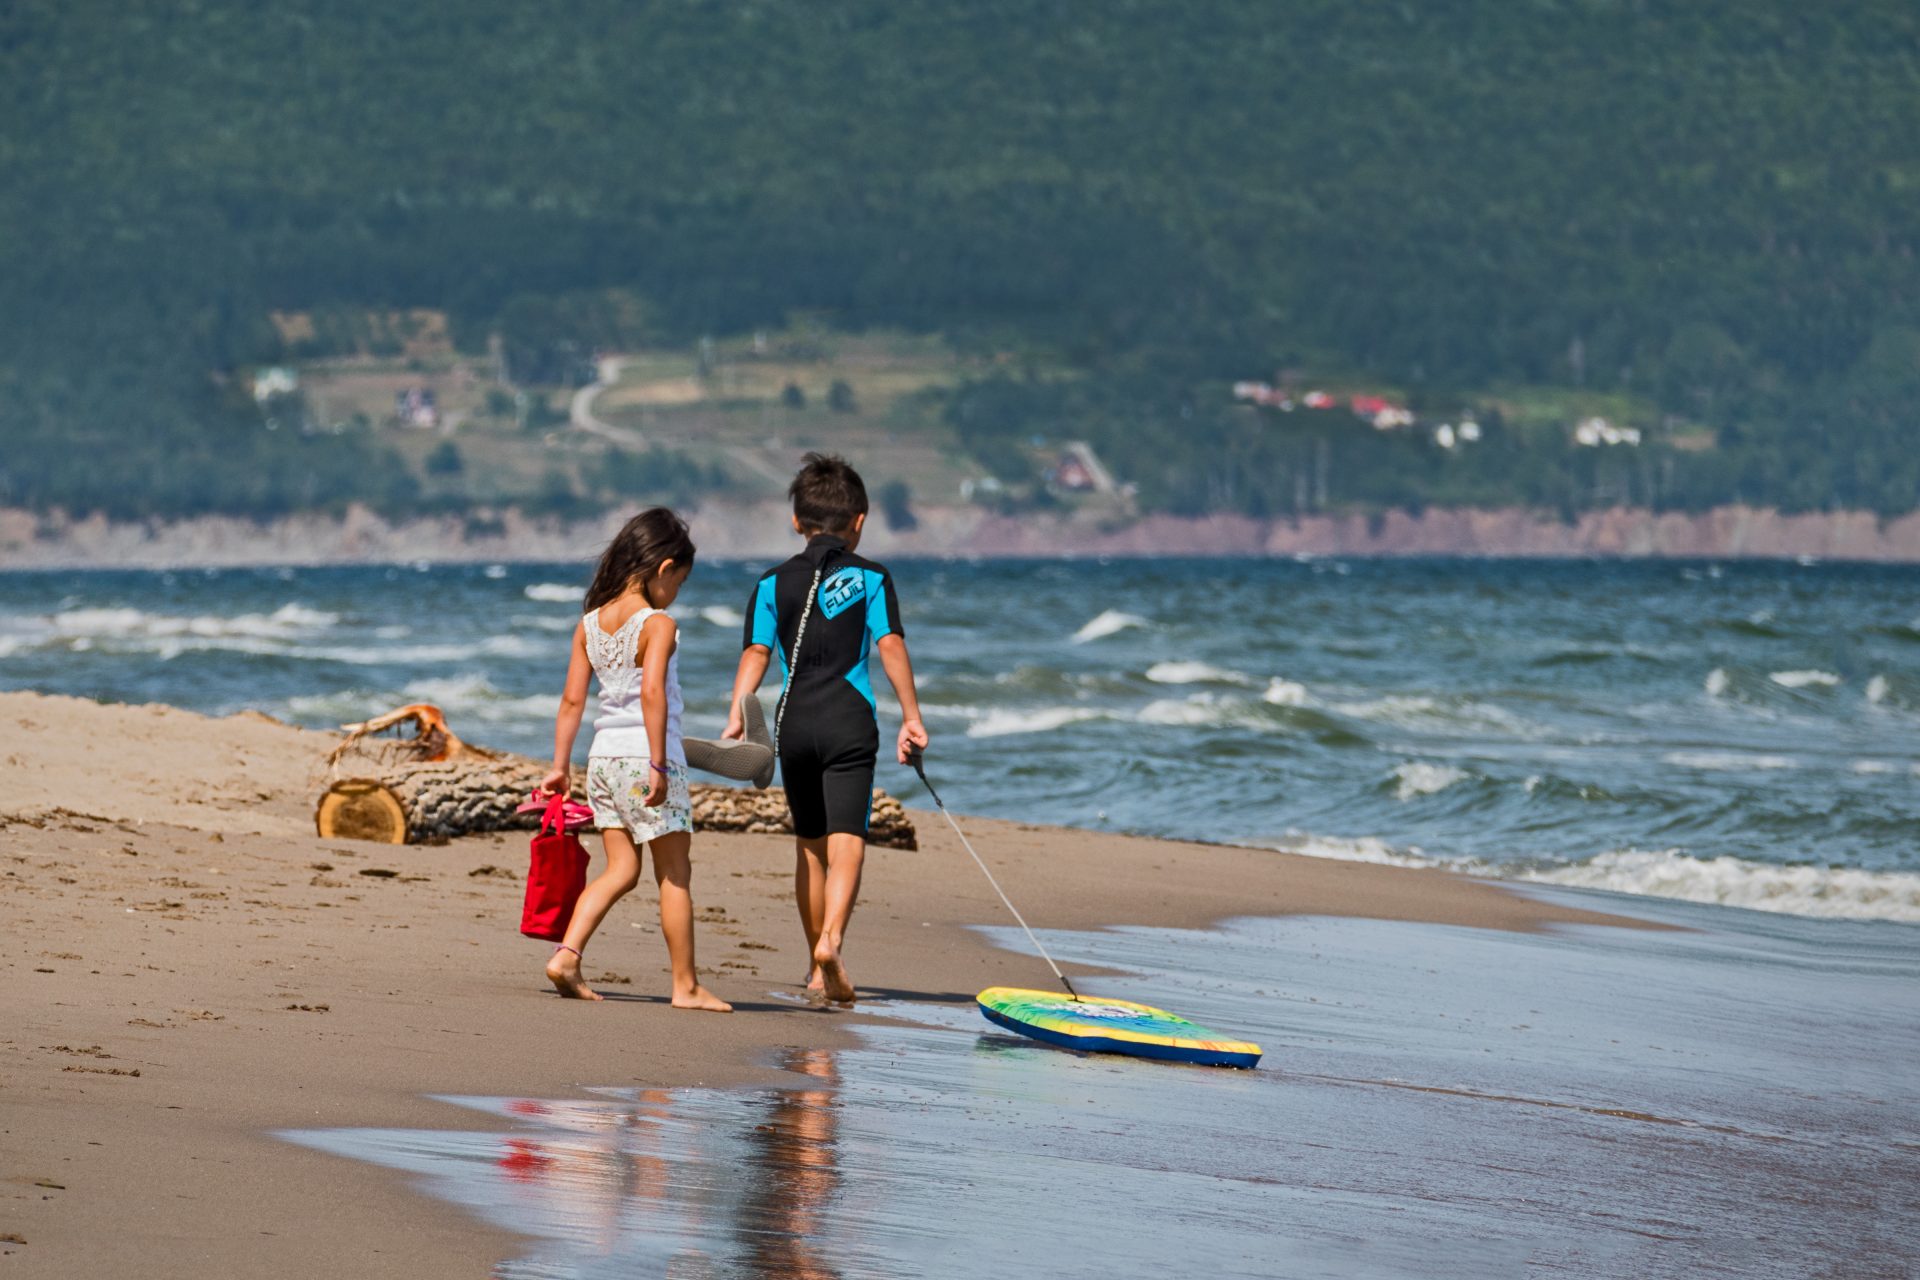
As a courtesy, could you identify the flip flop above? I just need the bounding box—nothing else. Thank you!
[514,792,596,831]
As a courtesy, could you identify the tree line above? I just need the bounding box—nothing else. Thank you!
[2,0,1916,518]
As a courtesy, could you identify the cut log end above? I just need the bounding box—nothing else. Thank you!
[315,779,408,844]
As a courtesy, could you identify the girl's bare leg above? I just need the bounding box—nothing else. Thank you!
[650,831,731,1012]
[795,837,829,993]
[811,834,865,1003]
[547,828,643,1000]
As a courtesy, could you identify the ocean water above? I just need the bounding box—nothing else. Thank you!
[283,895,1920,1278]
[4,557,1919,922]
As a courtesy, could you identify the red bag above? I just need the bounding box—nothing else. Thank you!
[521,794,589,942]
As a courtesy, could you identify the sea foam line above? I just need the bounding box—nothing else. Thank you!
[1071,610,1146,643]
[1268,836,1920,924]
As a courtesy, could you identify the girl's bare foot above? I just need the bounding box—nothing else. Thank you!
[813,941,855,1004]
[545,950,602,1001]
[671,984,733,1012]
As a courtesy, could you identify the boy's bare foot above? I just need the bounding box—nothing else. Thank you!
[545,951,602,1001]
[813,942,855,1004]
[671,985,734,1013]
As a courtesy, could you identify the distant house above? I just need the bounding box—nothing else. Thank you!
[1051,441,1119,494]
[1574,416,1641,447]
[1237,381,1417,427]
[252,366,299,402]
[1233,381,1292,409]
[1053,455,1096,491]
[396,386,439,428]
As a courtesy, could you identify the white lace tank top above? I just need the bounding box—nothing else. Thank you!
[584,605,684,763]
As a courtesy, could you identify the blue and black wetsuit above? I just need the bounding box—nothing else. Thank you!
[744,533,904,838]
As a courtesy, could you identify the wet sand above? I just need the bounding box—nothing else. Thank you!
[1,692,1652,1278]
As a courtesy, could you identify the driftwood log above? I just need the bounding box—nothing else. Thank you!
[313,704,916,849]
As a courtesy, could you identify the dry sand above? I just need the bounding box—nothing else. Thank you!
[0,692,1652,1277]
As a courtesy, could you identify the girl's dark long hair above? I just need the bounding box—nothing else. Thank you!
[584,508,696,611]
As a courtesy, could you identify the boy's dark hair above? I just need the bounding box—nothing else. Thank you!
[585,507,696,610]
[789,452,869,535]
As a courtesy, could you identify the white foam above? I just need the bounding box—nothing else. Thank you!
[1331,693,1532,737]
[483,564,508,579]
[965,707,1102,737]
[1704,668,1730,697]
[1769,669,1841,689]
[1270,832,1441,870]
[1145,661,1250,686]
[1269,834,1920,923]
[1866,675,1890,704]
[1392,761,1469,800]
[1663,751,1798,772]
[288,677,554,725]
[1136,697,1224,726]
[1263,678,1308,707]
[1519,850,1920,923]
[700,605,745,628]
[524,583,581,603]
[284,691,386,721]
[293,633,553,665]
[1850,760,1897,775]
[49,602,337,641]
[1071,610,1146,643]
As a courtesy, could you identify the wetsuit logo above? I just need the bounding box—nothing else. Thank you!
[818,566,866,619]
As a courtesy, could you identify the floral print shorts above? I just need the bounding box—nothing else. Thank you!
[585,757,693,842]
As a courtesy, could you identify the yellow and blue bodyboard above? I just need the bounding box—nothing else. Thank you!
[977,986,1262,1068]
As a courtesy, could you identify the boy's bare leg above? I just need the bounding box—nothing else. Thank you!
[811,833,865,1003]
[547,828,643,1000]
[650,831,731,1012]
[795,837,829,993]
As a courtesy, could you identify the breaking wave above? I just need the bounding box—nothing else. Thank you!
[966,706,1103,737]
[1519,850,1920,924]
[523,583,581,603]
[1145,661,1252,686]
[1769,669,1842,690]
[1268,836,1920,922]
[1072,610,1146,643]
[1391,762,1470,801]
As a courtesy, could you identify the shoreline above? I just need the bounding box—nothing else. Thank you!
[1,692,1660,1278]
[11,501,1920,569]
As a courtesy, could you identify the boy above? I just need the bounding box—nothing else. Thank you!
[724,453,929,1004]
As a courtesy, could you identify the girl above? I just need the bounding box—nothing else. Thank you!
[540,508,731,1011]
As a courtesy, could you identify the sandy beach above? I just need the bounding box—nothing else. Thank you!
[0,691,1667,1278]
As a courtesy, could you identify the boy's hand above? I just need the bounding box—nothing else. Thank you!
[721,707,745,741]
[896,718,929,764]
[540,766,569,797]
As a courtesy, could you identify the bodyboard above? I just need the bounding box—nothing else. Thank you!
[977,986,1262,1068]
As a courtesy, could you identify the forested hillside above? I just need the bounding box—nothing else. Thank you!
[3,2,1917,518]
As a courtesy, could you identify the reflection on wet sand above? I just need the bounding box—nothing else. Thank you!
[466,1054,844,1277]
[286,896,1920,1279]
[736,1049,840,1280]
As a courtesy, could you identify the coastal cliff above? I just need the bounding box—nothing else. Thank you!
[6,502,1920,568]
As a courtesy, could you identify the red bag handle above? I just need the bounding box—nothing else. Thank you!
[538,791,568,836]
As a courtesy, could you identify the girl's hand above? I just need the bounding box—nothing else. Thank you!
[540,766,569,797]
[896,718,929,764]
[644,764,669,808]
